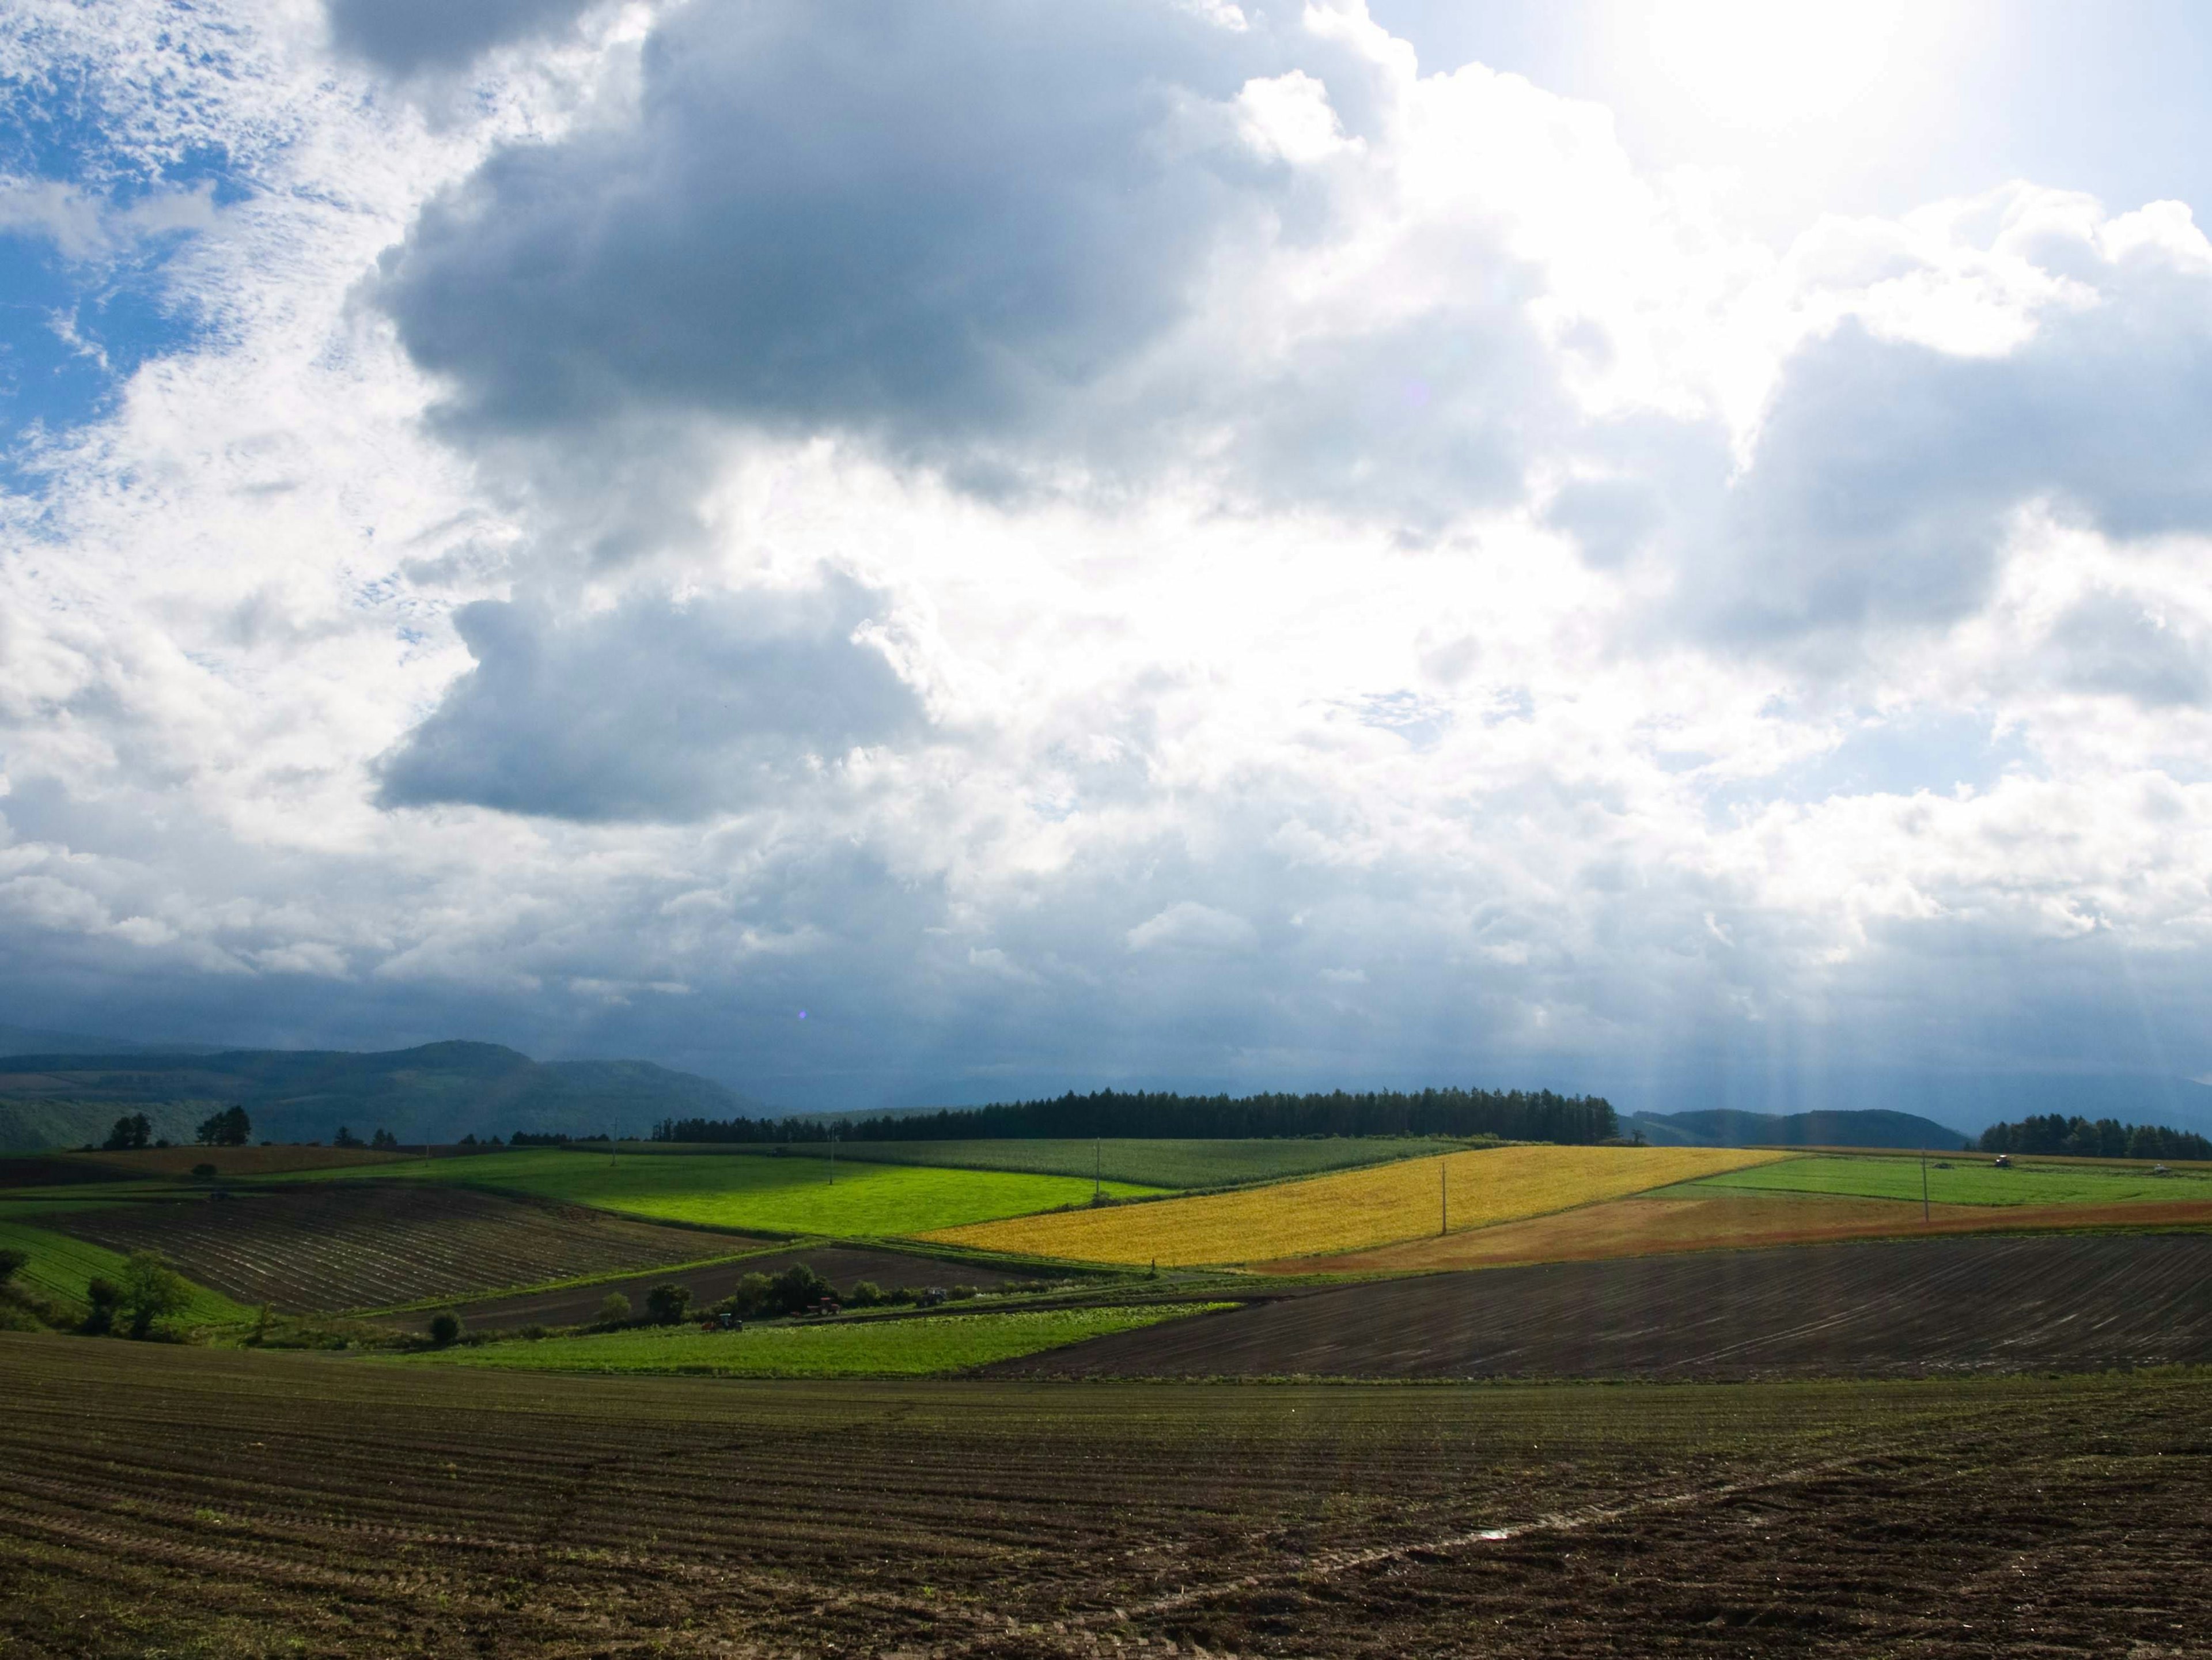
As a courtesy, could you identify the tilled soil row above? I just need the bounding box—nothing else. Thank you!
[2,1334,2210,1657]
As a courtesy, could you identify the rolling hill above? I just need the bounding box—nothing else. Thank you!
[0,1040,769,1151]
[1627,1107,1972,1151]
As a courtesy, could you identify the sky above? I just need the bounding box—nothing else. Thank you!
[6,1,2212,1120]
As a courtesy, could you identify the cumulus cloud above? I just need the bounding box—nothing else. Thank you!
[375,574,925,822]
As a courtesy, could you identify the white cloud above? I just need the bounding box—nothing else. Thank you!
[5,0,2212,1114]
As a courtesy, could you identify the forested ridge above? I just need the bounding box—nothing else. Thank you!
[656,1086,1619,1147]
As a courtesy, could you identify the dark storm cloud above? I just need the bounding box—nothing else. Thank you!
[374,576,923,822]
[325,0,600,75]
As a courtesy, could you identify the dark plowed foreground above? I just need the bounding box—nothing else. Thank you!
[52,1185,747,1312]
[3,1336,2209,1658]
[1005,1234,2212,1378]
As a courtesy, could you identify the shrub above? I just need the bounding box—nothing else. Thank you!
[845,1280,884,1309]
[645,1282,693,1325]
[82,1276,123,1335]
[730,1272,775,1317]
[191,1163,218,1180]
[428,1311,462,1347]
[948,1284,979,1302]
[120,1251,192,1339]
[518,1324,548,1341]
[770,1264,831,1315]
[597,1291,632,1325]
[0,1247,25,1285]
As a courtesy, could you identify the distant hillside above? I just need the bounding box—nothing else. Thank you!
[0,1024,219,1058]
[1628,1107,1972,1152]
[0,1041,770,1151]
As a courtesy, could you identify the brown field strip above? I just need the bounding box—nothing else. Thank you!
[58,1145,415,1177]
[50,1185,752,1313]
[1002,1233,2212,1380]
[1260,1187,2212,1273]
[927,1144,1789,1265]
[2,1335,2210,1657]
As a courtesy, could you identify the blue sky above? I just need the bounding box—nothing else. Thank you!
[7,1,2212,1128]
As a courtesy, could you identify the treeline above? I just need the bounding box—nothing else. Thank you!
[655,1086,1619,1147]
[1980,1113,2211,1162]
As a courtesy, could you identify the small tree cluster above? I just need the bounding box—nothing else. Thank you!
[370,1128,399,1149]
[195,1106,252,1147]
[81,1251,192,1338]
[332,1125,365,1149]
[103,1113,152,1151]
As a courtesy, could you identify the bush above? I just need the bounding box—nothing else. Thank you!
[770,1264,831,1315]
[518,1324,548,1340]
[731,1272,775,1317]
[0,1247,25,1285]
[645,1282,693,1325]
[948,1284,979,1302]
[191,1163,218,1180]
[845,1280,884,1309]
[428,1311,462,1347]
[83,1276,123,1335]
[120,1251,192,1340]
[597,1291,632,1325]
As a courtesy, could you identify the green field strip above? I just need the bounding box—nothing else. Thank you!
[0,1220,254,1325]
[403,1302,1228,1378]
[1690,1154,2212,1208]
[288,1148,1165,1236]
[774,1136,1471,1191]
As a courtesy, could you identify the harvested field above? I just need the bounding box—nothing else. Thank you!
[3,1336,2211,1658]
[411,1304,1219,1377]
[1262,1186,2212,1273]
[1005,1234,2212,1379]
[74,1145,412,1177]
[410,1243,1028,1332]
[930,1143,1787,1265]
[50,1186,751,1313]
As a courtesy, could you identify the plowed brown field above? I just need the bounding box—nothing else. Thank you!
[1004,1233,2212,1379]
[405,1244,1024,1332]
[51,1185,748,1312]
[2,1335,2209,1657]
[1260,1186,2212,1273]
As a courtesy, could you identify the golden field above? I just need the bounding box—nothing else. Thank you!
[922,1143,1790,1266]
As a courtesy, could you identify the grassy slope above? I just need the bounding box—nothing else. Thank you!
[779,1136,1466,1189]
[1691,1154,2212,1208]
[931,1145,1790,1266]
[407,1303,1220,1377]
[305,1148,1161,1235]
[0,1220,252,1324]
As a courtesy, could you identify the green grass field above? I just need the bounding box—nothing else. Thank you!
[304,1148,1161,1236]
[778,1136,1467,1190]
[0,1220,252,1325]
[407,1303,1222,1377]
[1691,1154,2212,1208]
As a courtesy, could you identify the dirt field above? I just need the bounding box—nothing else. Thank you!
[408,1244,1027,1332]
[1004,1233,2212,1379]
[0,1158,135,1189]
[50,1186,749,1312]
[1262,1186,2212,1273]
[70,1145,413,1177]
[2,1335,2208,1657]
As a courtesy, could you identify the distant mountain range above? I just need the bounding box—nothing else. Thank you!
[1627,1108,1973,1151]
[0,1039,770,1152]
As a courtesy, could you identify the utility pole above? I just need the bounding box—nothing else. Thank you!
[1921,1149,1929,1222]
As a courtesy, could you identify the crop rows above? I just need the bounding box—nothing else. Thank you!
[933,1144,1786,1265]
[2,1335,2209,1657]
[782,1136,1465,1190]
[1696,1152,2212,1207]
[52,1186,743,1312]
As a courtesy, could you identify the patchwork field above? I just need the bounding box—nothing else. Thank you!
[782,1136,1464,1189]
[404,1243,1027,1332]
[51,1186,751,1312]
[0,1220,250,1326]
[310,1147,1160,1235]
[4,1336,2209,1658]
[929,1143,1787,1265]
[1007,1233,2212,1379]
[411,1304,1217,1377]
[1266,1184,2212,1273]
[1696,1152,2212,1206]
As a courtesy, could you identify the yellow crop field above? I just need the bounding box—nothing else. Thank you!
[923,1144,1791,1266]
